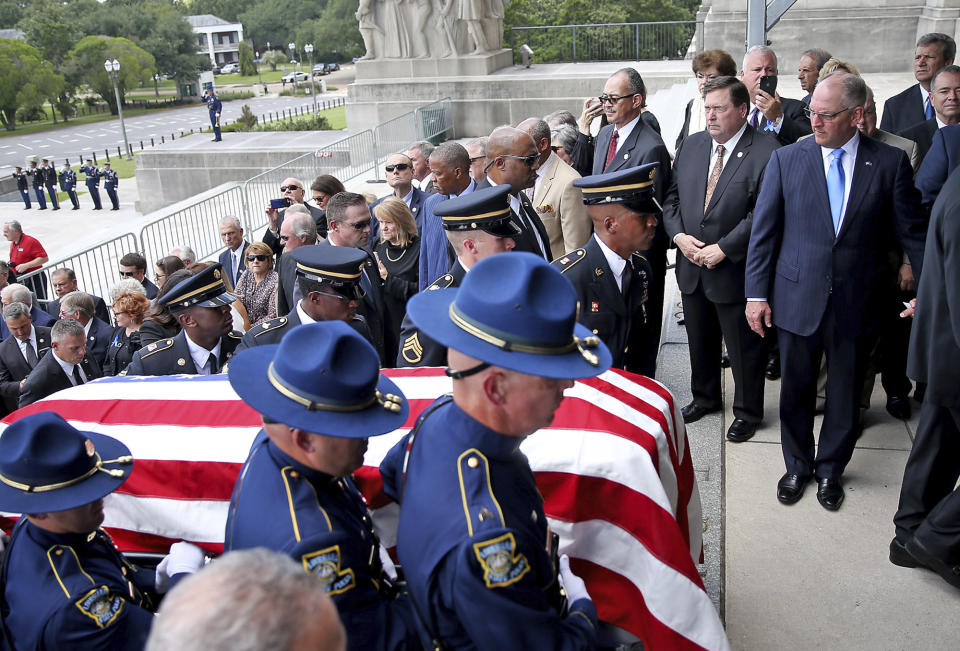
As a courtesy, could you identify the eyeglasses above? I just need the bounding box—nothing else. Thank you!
[346,219,371,231]
[550,145,562,152]
[119,270,138,278]
[246,254,269,262]
[385,163,411,172]
[311,289,360,303]
[695,73,719,81]
[155,273,166,283]
[802,106,851,122]
[469,156,485,163]
[499,154,539,167]
[280,185,301,192]
[598,93,638,105]
[279,235,290,242]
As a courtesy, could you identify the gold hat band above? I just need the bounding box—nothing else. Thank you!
[581,179,654,194]
[169,279,224,303]
[0,452,131,493]
[295,263,362,280]
[267,362,403,413]
[441,206,511,221]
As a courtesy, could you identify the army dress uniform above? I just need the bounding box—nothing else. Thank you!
[396,263,464,367]
[102,166,119,210]
[40,160,60,210]
[13,167,30,209]
[61,164,80,210]
[29,164,46,209]
[81,160,102,210]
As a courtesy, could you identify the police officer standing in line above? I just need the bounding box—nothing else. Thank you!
[60,161,80,210]
[12,166,30,209]
[203,87,222,142]
[554,164,659,376]
[235,246,371,352]
[380,252,610,649]
[81,159,103,210]
[123,264,242,376]
[102,162,120,210]
[28,160,46,210]
[225,321,422,650]
[40,158,60,210]
[0,412,206,649]
[396,185,519,367]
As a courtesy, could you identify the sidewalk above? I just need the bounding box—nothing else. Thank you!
[656,256,960,651]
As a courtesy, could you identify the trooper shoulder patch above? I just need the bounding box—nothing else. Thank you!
[426,274,455,291]
[401,332,424,364]
[472,532,530,589]
[301,545,355,596]
[75,586,124,628]
[552,248,587,273]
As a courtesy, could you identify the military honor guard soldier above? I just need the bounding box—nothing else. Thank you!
[380,252,611,649]
[203,87,222,142]
[12,166,30,209]
[81,159,103,210]
[396,184,520,367]
[123,264,242,376]
[40,159,60,210]
[102,162,120,211]
[554,163,659,375]
[60,162,80,210]
[28,161,46,210]
[225,321,422,650]
[0,412,205,649]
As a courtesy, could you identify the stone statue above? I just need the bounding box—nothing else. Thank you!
[409,0,433,58]
[356,0,379,59]
[459,0,489,53]
[380,0,411,58]
[434,0,459,57]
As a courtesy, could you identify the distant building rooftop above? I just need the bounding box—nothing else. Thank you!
[186,15,237,28]
[0,29,25,40]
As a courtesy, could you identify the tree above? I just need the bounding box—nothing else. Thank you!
[262,49,286,71]
[295,0,364,62]
[238,41,256,76]
[0,0,23,28]
[0,39,64,131]
[239,0,325,52]
[16,0,83,67]
[63,36,155,115]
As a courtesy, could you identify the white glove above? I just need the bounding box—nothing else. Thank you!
[155,542,206,593]
[558,554,591,604]
[379,545,398,581]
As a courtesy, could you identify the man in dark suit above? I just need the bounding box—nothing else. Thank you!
[797,49,832,105]
[368,153,429,236]
[0,302,51,414]
[664,76,780,442]
[880,33,956,135]
[476,126,552,261]
[0,283,55,341]
[217,216,249,288]
[740,46,812,147]
[119,252,159,300]
[745,72,927,511]
[57,291,114,369]
[889,166,960,589]
[19,318,101,408]
[273,206,320,317]
[898,65,960,162]
[46,268,110,324]
[915,123,960,205]
[263,178,326,256]
[123,265,242,376]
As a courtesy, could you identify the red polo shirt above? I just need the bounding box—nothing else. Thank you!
[9,234,47,274]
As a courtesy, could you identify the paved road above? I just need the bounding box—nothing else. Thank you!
[0,90,344,175]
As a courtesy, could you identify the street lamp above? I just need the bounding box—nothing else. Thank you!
[304,43,317,111]
[289,42,298,94]
[153,73,160,97]
[255,51,262,86]
[104,58,132,161]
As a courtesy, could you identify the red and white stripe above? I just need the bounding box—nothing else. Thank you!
[2,369,729,651]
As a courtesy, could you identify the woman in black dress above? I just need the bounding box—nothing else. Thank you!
[139,268,194,346]
[103,290,150,375]
[373,196,419,366]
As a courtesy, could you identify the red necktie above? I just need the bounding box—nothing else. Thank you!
[604,130,619,170]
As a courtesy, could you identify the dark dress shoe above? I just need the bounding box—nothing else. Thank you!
[765,354,781,380]
[886,395,912,420]
[913,383,926,403]
[681,402,717,424]
[720,352,731,368]
[816,477,844,510]
[905,537,960,589]
[726,418,757,442]
[889,538,919,568]
[777,473,811,504]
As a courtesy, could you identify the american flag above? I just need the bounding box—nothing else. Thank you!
[2,369,729,651]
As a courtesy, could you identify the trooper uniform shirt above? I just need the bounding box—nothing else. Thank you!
[102,169,118,190]
[234,307,374,355]
[123,329,241,376]
[80,164,100,187]
[380,397,598,649]
[61,168,77,191]
[225,431,420,651]
[396,263,465,367]
[554,234,651,373]
[1,520,155,650]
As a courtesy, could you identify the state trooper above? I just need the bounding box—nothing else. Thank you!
[102,162,119,210]
[380,252,610,649]
[12,166,30,209]
[396,184,519,367]
[553,163,659,375]
[123,264,242,376]
[203,87,222,142]
[80,159,103,210]
[60,161,80,210]
[28,160,46,210]
[40,158,60,210]
[225,321,421,650]
[234,246,372,353]
[0,412,205,649]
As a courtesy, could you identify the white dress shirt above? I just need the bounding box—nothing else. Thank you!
[16,326,39,364]
[612,114,641,153]
[184,332,221,374]
[594,234,629,292]
[53,353,86,386]
[709,122,748,173]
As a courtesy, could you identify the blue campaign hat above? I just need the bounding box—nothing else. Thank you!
[574,162,662,214]
[160,263,237,313]
[228,321,408,438]
[407,252,612,379]
[435,185,522,239]
[0,412,133,514]
[292,246,366,301]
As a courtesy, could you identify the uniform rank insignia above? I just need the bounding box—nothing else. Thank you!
[75,586,124,628]
[473,532,530,589]
[301,546,355,595]
[591,301,599,312]
[401,333,423,364]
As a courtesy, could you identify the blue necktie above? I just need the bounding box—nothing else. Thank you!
[827,149,845,234]
[925,94,934,120]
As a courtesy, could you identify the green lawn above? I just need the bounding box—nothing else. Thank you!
[0,109,158,139]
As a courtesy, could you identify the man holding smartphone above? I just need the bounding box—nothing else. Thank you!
[263,178,326,255]
[740,45,812,146]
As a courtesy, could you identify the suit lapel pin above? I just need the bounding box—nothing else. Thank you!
[591,301,599,312]
[177,358,186,366]
[594,267,603,277]
[737,152,743,158]
[623,153,629,160]
[865,161,872,166]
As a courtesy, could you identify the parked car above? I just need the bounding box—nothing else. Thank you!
[312,64,328,77]
[211,65,221,75]
[281,71,309,83]
[219,63,239,74]
[324,62,340,72]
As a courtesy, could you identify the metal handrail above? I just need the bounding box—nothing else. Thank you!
[510,21,702,64]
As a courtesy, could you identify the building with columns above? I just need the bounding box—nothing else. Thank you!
[187,14,244,67]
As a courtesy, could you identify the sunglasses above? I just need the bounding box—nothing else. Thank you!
[246,254,269,262]
[598,93,638,105]
[311,289,359,303]
[280,185,301,192]
[550,145,562,152]
[119,270,138,278]
[279,235,290,242]
[346,219,371,231]
[385,163,410,172]
[499,154,539,167]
